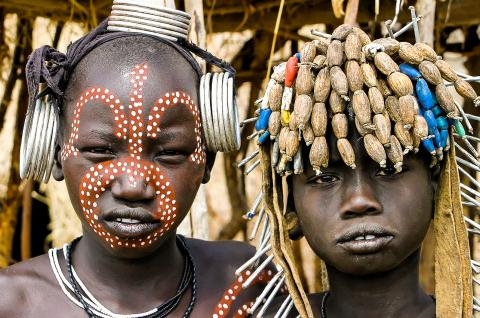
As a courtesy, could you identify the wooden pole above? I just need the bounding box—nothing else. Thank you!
[177,0,209,239]
[20,179,32,260]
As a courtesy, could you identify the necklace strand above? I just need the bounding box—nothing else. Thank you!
[49,235,196,318]
[321,291,330,318]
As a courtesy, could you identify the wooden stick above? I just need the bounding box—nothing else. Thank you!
[20,179,33,261]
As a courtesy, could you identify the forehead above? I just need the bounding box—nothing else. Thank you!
[63,37,199,123]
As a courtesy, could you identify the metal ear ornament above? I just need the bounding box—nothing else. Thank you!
[20,97,58,183]
[199,72,240,152]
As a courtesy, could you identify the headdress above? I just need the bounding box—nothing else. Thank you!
[237,7,480,318]
[20,0,240,183]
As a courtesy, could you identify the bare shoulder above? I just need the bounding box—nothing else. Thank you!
[0,254,57,316]
[186,238,256,268]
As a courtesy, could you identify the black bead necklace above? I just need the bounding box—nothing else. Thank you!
[321,291,330,318]
[65,235,196,318]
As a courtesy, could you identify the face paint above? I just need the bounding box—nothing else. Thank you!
[213,269,276,318]
[62,63,205,248]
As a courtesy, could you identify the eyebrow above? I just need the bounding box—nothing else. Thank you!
[81,129,119,143]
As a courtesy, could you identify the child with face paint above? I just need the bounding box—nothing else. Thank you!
[0,4,274,318]
[240,23,479,318]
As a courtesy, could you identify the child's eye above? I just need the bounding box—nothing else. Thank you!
[155,150,188,163]
[88,148,114,155]
[309,174,339,184]
[376,165,402,176]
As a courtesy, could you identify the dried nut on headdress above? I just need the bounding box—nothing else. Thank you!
[285,130,300,160]
[374,52,400,76]
[332,113,348,139]
[314,38,330,55]
[337,138,356,169]
[364,134,387,167]
[413,114,429,140]
[385,95,402,122]
[268,111,282,139]
[310,136,329,174]
[387,71,414,96]
[398,42,423,65]
[314,67,331,103]
[352,90,372,127]
[313,55,327,69]
[301,41,317,63]
[394,122,414,152]
[296,65,314,95]
[386,135,404,170]
[435,59,459,82]
[268,83,283,111]
[355,116,373,136]
[435,83,456,116]
[368,87,385,114]
[454,78,478,101]
[330,66,349,97]
[303,123,315,146]
[311,102,328,137]
[377,78,392,98]
[361,62,378,88]
[373,113,391,146]
[352,27,371,46]
[345,60,364,92]
[278,127,289,154]
[412,130,421,153]
[329,90,346,114]
[327,40,345,67]
[294,94,314,130]
[414,42,438,62]
[289,111,298,131]
[398,95,417,128]
[372,38,400,55]
[271,63,286,83]
[419,61,443,85]
[345,33,362,61]
[331,24,353,41]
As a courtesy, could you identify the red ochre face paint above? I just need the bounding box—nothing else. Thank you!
[62,63,205,248]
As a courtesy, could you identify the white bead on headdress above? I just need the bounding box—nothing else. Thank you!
[20,0,240,183]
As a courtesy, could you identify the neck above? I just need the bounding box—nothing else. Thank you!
[324,251,433,318]
[69,230,185,308]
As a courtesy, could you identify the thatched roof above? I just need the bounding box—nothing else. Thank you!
[1,0,479,31]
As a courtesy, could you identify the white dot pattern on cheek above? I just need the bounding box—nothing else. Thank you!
[62,63,204,249]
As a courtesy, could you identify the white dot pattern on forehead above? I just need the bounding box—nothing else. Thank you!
[62,63,205,249]
[146,91,205,164]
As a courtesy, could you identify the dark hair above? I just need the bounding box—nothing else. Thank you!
[26,19,234,115]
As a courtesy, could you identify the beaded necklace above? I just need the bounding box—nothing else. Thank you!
[48,235,196,318]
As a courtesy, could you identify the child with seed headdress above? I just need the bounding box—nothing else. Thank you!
[0,1,273,317]
[239,19,480,318]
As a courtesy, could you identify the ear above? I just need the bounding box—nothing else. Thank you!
[286,211,303,240]
[52,142,64,181]
[201,150,216,184]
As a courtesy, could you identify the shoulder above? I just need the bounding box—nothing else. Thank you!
[186,238,257,268]
[0,254,56,316]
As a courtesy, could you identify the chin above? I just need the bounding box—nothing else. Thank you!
[325,250,404,276]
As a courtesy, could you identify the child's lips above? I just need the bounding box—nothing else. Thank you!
[101,207,161,238]
[337,235,394,254]
[336,223,396,254]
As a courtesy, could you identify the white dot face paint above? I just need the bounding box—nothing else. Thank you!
[62,63,206,249]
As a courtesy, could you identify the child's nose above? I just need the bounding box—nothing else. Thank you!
[110,173,156,202]
[339,178,383,219]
